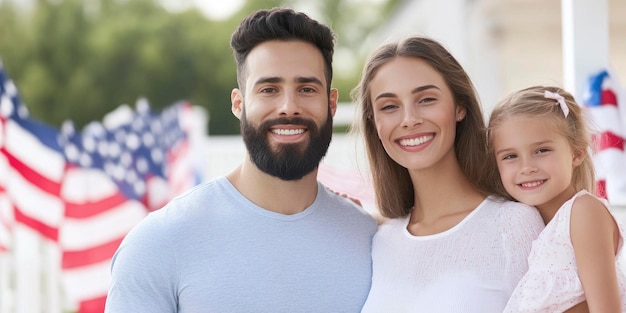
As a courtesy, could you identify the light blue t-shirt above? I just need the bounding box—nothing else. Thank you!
[105,177,377,313]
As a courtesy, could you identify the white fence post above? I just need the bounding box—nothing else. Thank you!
[13,225,42,313]
[43,241,62,313]
[0,252,11,313]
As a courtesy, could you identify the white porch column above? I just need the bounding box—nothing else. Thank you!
[561,0,610,101]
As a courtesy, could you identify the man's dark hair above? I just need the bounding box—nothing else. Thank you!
[230,8,335,93]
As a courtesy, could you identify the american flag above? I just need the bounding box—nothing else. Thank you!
[317,162,376,213]
[0,62,203,312]
[0,61,65,244]
[0,61,67,313]
[584,69,626,205]
[58,101,194,312]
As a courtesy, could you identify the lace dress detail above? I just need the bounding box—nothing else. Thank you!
[504,190,626,312]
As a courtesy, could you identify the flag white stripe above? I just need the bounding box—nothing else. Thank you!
[8,169,64,226]
[62,260,111,303]
[6,120,65,182]
[60,201,145,250]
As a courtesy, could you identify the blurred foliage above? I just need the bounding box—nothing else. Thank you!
[0,0,400,135]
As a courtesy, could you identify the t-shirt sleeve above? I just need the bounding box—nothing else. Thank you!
[105,211,178,313]
[499,201,545,294]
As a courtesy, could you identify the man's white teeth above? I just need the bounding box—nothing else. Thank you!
[273,128,305,135]
[521,181,543,188]
[399,135,434,146]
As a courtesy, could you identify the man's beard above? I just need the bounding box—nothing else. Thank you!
[241,108,333,181]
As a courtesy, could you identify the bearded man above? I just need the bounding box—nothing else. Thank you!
[105,8,377,313]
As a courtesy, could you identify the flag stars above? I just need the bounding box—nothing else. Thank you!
[1,67,28,119]
[151,149,163,163]
[136,158,149,174]
[143,133,154,147]
[108,142,121,158]
[150,120,162,133]
[1,95,13,118]
[132,180,145,196]
[132,118,145,132]
[52,100,189,200]
[120,151,133,168]
[64,144,80,163]
[114,130,126,143]
[125,170,138,185]
[97,141,108,157]
[111,164,125,182]
[79,153,92,168]
[103,163,115,178]
[3,79,17,98]
[81,135,96,153]
[126,133,140,150]
[84,121,106,139]
[17,106,28,119]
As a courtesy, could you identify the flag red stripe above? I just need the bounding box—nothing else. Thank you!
[77,294,107,313]
[65,192,128,219]
[592,131,625,151]
[601,89,618,106]
[13,205,58,240]
[596,179,607,199]
[62,236,123,269]
[1,147,61,195]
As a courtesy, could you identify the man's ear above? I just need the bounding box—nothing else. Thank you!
[231,88,243,120]
[329,88,338,117]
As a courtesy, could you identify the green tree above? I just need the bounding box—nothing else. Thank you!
[0,0,400,135]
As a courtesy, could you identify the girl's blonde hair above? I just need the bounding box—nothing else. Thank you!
[351,36,489,218]
[486,85,596,200]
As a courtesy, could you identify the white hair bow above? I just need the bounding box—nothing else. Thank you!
[544,90,569,117]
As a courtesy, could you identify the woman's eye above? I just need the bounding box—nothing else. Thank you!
[380,103,397,111]
[420,97,436,104]
[502,154,516,160]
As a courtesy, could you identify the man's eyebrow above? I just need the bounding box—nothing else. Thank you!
[252,76,323,87]
[253,76,283,86]
[295,76,323,86]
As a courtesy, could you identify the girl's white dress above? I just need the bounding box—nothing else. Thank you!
[504,190,626,312]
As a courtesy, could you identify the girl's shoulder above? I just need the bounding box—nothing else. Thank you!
[570,191,617,231]
[570,190,608,210]
[569,190,623,257]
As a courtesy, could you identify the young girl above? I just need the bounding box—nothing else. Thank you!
[487,85,626,312]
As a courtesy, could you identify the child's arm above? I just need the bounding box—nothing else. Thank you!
[570,194,622,312]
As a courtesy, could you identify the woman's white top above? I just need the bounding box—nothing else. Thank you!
[361,196,544,313]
